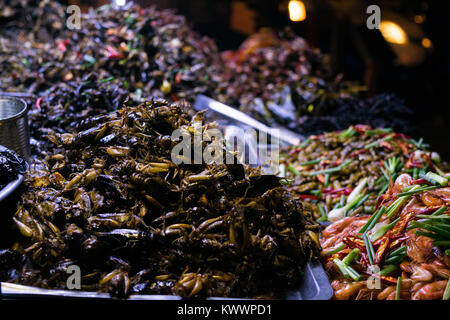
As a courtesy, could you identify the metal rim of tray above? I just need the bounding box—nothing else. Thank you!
[0,261,333,300]
[0,174,24,202]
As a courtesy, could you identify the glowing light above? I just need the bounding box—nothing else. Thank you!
[422,37,432,48]
[288,1,306,22]
[414,15,425,24]
[379,21,408,44]
[115,0,126,6]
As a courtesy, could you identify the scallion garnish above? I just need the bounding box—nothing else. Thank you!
[395,276,402,300]
[300,159,321,166]
[370,217,400,241]
[359,207,386,234]
[308,159,353,176]
[364,135,394,149]
[363,233,375,266]
[444,279,450,300]
[425,171,448,186]
[323,244,346,256]
[380,264,398,276]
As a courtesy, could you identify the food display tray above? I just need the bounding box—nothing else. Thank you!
[0,261,332,300]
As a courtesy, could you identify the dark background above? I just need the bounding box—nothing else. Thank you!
[74,0,450,159]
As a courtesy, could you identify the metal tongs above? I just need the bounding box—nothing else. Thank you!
[193,95,303,146]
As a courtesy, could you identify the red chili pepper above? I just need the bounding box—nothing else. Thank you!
[295,194,320,200]
[57,39,70,52]
[105,45,123,59]
[349,149,368,158]
[393,132,411,140]
[170,93,178,102]
[374,195,386,211]
[323,187,353,195]
[424,152,435,171]
[343,236,366,251]
[35,97,43,110]
[407,160,423,168]
[411,178,433,186]
[174,72,182,84]
[396,140,410,156]
[137,5,145,16]
[374,233,391,265]
[289,148,301,155]
[379,141,393,151]
[353,124,371,134]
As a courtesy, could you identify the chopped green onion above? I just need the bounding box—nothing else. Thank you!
[288,165,300,176]
[431,205,448,216]
[414,230,444,240]
[371,217,400,242]
[446,249,450,256]
[300,159,321,166]
[380,265,398,276]
[339,127,357,138]
[317,203,328,222]
[347,178,368,204]
[387,246,407,258]
[333,258,361,281]
[410,221,450,238]
[359,207,386,234]
[363,233,375,266]
[413,168,419,180]
[386,185,421,218]
[434,241,450,246]
[340,195,346,207]
[418,172,437,185]
[329,194,364,221]
[278,164,286,178]
[365,128,393,136]
[384,255,404,265]
[343,248,360,265]
[101,76,115,83]
[364,135,393,149]
[324,174,330,187]
[298,139,310,149]
[397,185,439,197]
[323,244,346,256]
[395,276,402,300]
[444,279,450,300]
[279,179,293,186]
[425,172,448,187]
[308,160,353,176]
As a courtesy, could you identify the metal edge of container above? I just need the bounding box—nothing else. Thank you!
[0,96,28,122]
[0,261,333,300]
[0,174,24,202]
[0,144,28,202]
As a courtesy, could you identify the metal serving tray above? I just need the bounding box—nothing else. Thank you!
[0,207,332,301]
[0,260,332,300]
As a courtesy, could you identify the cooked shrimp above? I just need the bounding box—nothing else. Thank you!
[412,280,448,300]
[410,265,433,282]
[422,260,450,279]
[332,280,365,300]
[421,193,444,207]
[321,216,369,250]
[406,232,434,264]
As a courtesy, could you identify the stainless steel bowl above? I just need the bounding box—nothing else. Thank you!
[0,96,30,161]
